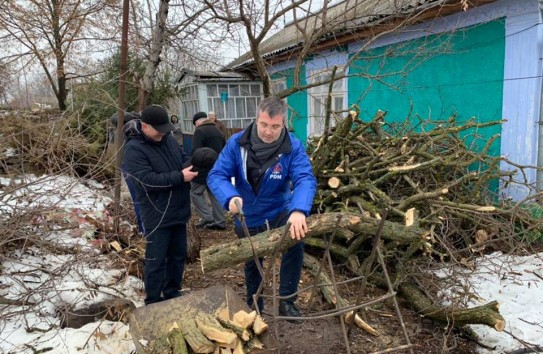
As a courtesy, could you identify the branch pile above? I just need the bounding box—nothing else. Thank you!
[309,110,542,256]
[200,110,543,334]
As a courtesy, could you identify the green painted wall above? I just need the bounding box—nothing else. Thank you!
[272,67,308,142]
[348,20,505,156]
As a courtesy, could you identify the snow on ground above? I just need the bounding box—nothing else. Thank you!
[0,174,144,354]
[435,251,543,353]
[0,174,543,353]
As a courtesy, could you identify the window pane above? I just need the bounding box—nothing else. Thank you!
[243,119,253,128]
[208,98,213,111]
[334,96,344,111]
[227,99,236,118]
[229,85,240,97]
[240,85,250,96]
[247,97,257,117]
[232,119,242,128]
[251,84,261,95]
[207,85,217,97]
[236,97,246,118]
[213,98,224,117]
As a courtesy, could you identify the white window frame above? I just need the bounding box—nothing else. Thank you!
[206,83,262,130]
[308,68,346,137]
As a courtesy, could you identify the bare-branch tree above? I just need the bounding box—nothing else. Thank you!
[0,0,119,110]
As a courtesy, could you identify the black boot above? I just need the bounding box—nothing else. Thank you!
[278,301,303,323]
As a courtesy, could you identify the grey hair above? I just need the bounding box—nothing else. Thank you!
[257,96,286,120]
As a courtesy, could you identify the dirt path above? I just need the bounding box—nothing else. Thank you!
[182,224,478,354]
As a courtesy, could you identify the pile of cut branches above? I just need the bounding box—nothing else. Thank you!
[200,110,543,337]
[309,110,542,258]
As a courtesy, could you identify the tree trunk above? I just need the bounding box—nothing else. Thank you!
[200,212,425,273]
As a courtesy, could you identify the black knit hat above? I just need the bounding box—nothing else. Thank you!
[141,105,174,133]
[190,147,218,171]
[192,111,207,125]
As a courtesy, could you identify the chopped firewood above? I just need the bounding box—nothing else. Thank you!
[344,311,379,336]
[328,176,340,189]
[216,317,253,342]
[252,315,268,335]
[219,348,232,354]
[195,313,238,349]
[168,327,189,354]
[404,208,415,227]
[216,307,231,322]
[176,319,215,353]
[245,337,264,352]
[232,310,257,329]
[233,340,246,354]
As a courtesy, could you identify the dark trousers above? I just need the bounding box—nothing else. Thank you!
[234,210,304,312]
[144,224,187,305]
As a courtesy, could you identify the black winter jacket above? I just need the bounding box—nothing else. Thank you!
[122,120,190,232]
[192,120,226,155]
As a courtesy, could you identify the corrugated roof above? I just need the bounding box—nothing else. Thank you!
[175,68,253,84]
[226,0,450,69]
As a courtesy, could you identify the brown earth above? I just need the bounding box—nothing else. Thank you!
[181,221,478,354]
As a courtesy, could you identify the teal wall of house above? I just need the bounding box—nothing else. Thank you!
[272,67,308,142]
[348,19,506,156]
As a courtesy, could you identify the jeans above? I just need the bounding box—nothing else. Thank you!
[144,224,187,305]
[234,210,304,312]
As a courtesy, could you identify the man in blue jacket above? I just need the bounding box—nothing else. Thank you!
[208,96,317,321]
[122,104,197,305]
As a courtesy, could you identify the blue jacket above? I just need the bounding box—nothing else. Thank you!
[207,127,317,228]
[122,120,190,232]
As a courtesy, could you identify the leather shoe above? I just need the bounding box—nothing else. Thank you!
[278,301,303,323]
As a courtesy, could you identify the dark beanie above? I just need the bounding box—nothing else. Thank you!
[192,111,207,125]
[190,147,218,171]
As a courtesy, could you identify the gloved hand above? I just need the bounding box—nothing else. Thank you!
[288,211,308,240]
[228,197,243,214]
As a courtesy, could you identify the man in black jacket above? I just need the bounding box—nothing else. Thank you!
[123,105,197,305]
[191,112,226,230]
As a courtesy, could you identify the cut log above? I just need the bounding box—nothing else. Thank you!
[397,281,505,331]
[232,310,257,329]
[168,328,189,354]
[216,317,253,342]
[200,212,426,273]
[176,319,216,353]
[252,315,268,335]
[195,313,238,349]
[328,176,341,189]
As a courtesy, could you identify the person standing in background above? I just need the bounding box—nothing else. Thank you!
[171,115,184,150]
[191,111,227,230]
[208,111,227,138]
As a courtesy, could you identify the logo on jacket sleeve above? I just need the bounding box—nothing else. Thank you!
[270,163,283,180]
